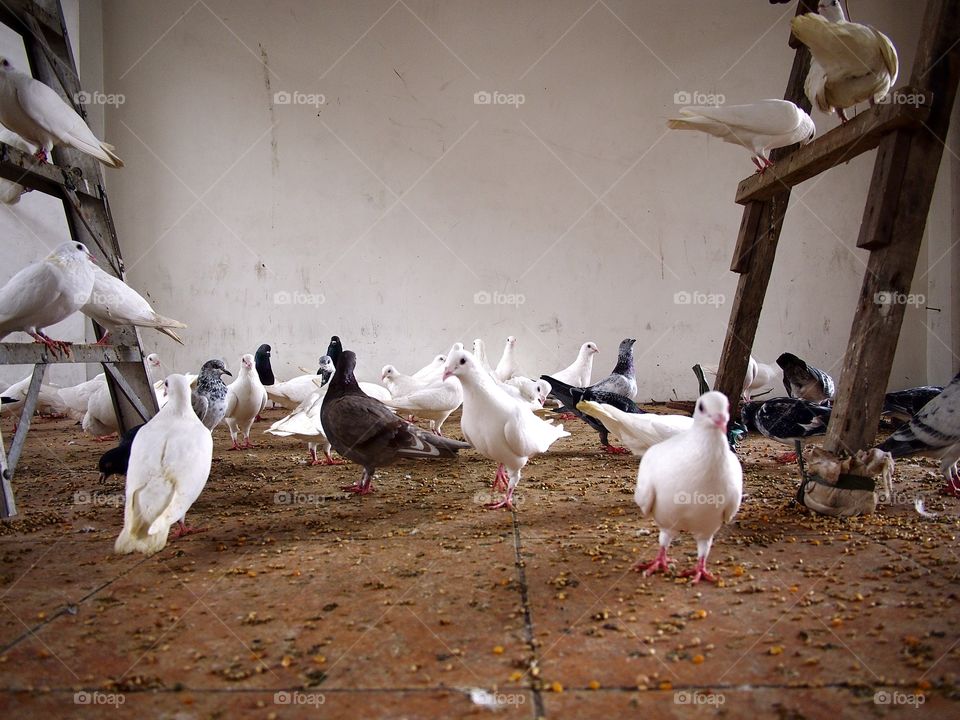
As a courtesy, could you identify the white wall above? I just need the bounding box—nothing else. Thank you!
[4,1,954,397]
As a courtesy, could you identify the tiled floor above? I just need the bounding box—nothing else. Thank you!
[1,408,958,718]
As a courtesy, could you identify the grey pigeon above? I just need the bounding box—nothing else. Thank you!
[592,338,638,399]
[191,359,232,430]
[777,352,835,403]
[320,350,470,495]
[317,355,335,386]
[741,397,831,474]
[882,386,943,422]
[877,372,960,497]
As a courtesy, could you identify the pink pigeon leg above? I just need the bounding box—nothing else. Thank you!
[492,463,508,491]
[603,444,630,455]
[342,469,375,494]
[775,451,798,464]
[171,519,207,539]
[680,556,718,585]
[557,412,577,421]
[30,331,71,356]
[94,332,112,346]
[633,545,673,576]
[322,450,346,466]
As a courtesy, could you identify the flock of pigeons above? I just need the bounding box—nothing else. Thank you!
[668,0,899,171]
[0,1,955,580]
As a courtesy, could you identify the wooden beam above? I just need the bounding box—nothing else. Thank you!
[0,141,100,200]
[735,95,931,205]
[824,0,960,455]
[714,2,813,416]
[0,0,63,39]
[0,342,144,365]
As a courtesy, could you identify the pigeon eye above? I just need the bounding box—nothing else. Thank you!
[697,401,704,412]
[459,358,466,365]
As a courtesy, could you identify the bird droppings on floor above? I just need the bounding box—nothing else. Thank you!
[1,407,958,718]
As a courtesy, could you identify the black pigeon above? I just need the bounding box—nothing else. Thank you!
[882,386,943,422]
[877,372,960,497]
[741,397,831,474]
[541,375,640,453]
[320,350,470,494]
[97,424,144,482]
[326,336,342,367]
[254,343,275,386]
[191,359,232,430]
[776,352,835,403]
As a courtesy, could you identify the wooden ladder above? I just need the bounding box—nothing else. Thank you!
[714,0,959,457]
[0,0,159,518]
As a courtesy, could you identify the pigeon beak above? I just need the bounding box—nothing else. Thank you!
[442,370,453,381]
[224,370,233,377]
[712,415,728,432]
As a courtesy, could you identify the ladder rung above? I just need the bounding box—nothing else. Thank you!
[0,0,63,39]
[0,342,144,365]
[0,142,102,200]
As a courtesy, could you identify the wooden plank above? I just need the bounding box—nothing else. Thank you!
[735,96,931,205]
[0,342,144,365]
[824,0,960,455]
[730,201,764,273]
[0,0,63,38]
[0,141,100,200]
[714,10,813,415]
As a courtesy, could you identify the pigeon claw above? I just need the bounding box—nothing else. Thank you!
[557,412,577,421]
[485,496,513,511]
[171,522,207,540]
[939,478,960,499]
[775,451,798,464]
[322,456,346,466]
[603,445,630,455]
[680,558,717,585]
[341,482,374,495]
[634,554,672,577]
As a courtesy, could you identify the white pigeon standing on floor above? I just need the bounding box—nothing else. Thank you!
[115,374,212,556]
[0,373,65,419]
[0,128,32,203]
[412,354,447,384]
[224,353,268,450]
[0,240,96,353]
[633,391,743,584]
[82,380,119,438]
[0,57,123,167]
[266,380,343,465]
[494,336,523,382]
[577,401,693,457]
[381,365,427,398]
[550,342,599,388]
[792,0,898,123]
[81,265,186,344]
[667,100,816,172]
[472,338,494,375]
[444,346,568,510]
[383,377,463,435]
[57,373,105,421]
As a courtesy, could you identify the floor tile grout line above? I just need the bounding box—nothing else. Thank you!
[511,508,545,718]
[0,554,153,655]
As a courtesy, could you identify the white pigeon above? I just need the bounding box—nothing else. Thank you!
[577,400,694,457]
[268,372,388,410]
[551,341,599,388]
[747,358,782,400]
[0,240,96,353]
[793,0,898,123]
[381,364,428,398]
[444,346,568,510]
[266,382,343,465]
[502,376,550,411]
[633,391,743,584]
[494,336,523,382]
[82,380,119,438]
[57,373,106,421]
[114,374,213,556]
[384,377,464,435]
[0,373,65,420]
[0,57,123,167]
[224,353,268,450]
[472,338,494,375]
[81,265,186,344]
[412,354,447,384]
[0,128,32,203]
[667,100,816,172]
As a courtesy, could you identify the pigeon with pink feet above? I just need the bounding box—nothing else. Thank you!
[634,391,743,584]
[444,345,568,510]
[225,353,268,450]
